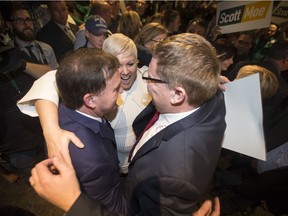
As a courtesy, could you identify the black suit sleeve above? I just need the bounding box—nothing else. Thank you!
[66,193,123,216]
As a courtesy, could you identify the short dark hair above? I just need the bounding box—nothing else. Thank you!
[213,38,237,61]
[152,33,220,107]
[5,3,30,21]
[56,48,119,109]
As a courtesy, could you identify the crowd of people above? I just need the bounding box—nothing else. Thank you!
[1,1,288,215]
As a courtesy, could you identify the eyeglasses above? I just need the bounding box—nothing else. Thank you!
[142,70,168,84]
[11,18,34,25]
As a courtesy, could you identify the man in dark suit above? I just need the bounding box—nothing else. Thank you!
[37,1,78,62]
[125,33,225,215]
[54,48,128,214]
[30,33,226,215]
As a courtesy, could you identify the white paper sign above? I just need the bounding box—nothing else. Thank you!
[216,1,273,34]
[271,1,288,25]
[223,74,266,161]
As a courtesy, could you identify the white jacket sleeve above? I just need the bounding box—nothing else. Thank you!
[17,70,59,117]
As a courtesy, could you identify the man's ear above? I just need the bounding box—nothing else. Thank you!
[170,86,186,105]
[83,93,96,108]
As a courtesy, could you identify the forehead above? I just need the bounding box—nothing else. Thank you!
[137,0,146,4]
[269,24,277,30]
[238,34,252,42]
[12,9,30,18]
[106,71,120,87]
[116,52,136,63]
[50,2,67,10]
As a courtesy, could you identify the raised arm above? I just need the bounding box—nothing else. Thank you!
[17,70,83,159]
[35,100,83,161]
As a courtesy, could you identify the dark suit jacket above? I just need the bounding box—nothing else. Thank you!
[58,104,128,215]
[136,45,152,68]
[126,90,226,215]
[67,193,122,216]
[37,20,78,62]
[65,91,226,216]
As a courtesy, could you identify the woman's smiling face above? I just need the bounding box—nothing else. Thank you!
[117,52,138,91]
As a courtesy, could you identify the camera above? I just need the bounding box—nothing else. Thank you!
[0,42,23,79]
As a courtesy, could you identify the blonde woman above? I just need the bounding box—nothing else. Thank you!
[236,65,288,173]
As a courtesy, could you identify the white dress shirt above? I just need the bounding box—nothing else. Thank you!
[131,109,199,160]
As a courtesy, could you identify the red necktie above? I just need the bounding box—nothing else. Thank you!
[128,111,160,162]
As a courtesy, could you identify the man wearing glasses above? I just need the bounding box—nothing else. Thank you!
[6,4,58,78]
[0,4,57,182]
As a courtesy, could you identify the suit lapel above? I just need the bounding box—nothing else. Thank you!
[130,91,220,164]
[50,21,73,45]
[68,22,79,35]
[60,104,116,145]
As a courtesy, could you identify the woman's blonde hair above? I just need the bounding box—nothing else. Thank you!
[102,33,137,59]
[236,65,279,99]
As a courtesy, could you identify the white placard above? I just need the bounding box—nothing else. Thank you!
[216,1,273,34]
[223,74,266,161]
[271,1,288,25]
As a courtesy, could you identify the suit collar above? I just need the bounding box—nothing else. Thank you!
[49,20,73,44]
[59,104,115,143]
[130,90,223,164]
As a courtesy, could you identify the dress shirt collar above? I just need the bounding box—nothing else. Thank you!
[54,21,70,31]
[75,110,102,123]
[157,108,199,127]
[15,37,35,48]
